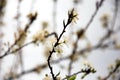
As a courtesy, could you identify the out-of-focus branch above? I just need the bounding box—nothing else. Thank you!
[110,0,119,30]
[92,0,120,52]
[0,0,6,17]
[1,0,120,80]
[10,32,58,53]
[68,0,106,75]
[103,64,120,80]
[68,38,79,75]
[5,63,48,80]
[98,59,120,80]
[99,0,119,42]
[85,0,105,30]
[0,0,7,76]
[7,26,120,79]
[11,40,36,53]
[0,12,37,59]
[5,38,118,80]
[16,0,24,73]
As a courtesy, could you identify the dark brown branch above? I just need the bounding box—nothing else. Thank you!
[47,22,68,80]
[47,9,78,80]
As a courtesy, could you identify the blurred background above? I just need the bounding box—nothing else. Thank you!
[0,0,120,80]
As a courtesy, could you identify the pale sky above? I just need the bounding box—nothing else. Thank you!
[0,0,120,80]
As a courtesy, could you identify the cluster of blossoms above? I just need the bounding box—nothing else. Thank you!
[32,29,49,43]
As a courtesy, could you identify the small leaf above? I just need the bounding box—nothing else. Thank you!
[55,72,60,77]
[67,75,76,80]
[63,20,66,27]
[81,73,87,79]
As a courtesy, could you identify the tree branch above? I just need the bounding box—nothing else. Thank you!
[47,8,78,80]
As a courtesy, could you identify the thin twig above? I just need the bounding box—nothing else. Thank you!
[100,59,120,80]
[103,64,120,80]
[85,0,105,30]
[11,40,36,53]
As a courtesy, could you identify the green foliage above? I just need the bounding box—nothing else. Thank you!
[67,75,76,80]
[55,72,60,77]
